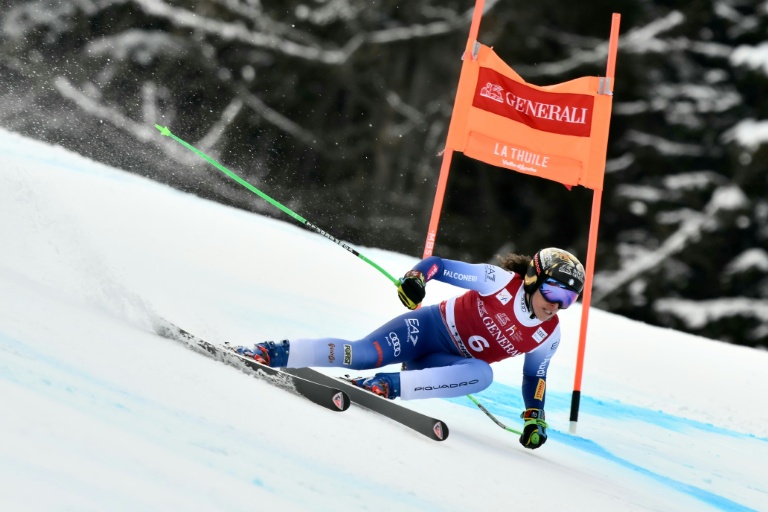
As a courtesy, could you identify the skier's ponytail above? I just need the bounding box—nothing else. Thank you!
[497,253,532,275]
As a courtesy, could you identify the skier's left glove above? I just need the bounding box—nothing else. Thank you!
[397,270,426,310]
[519,408,548,449]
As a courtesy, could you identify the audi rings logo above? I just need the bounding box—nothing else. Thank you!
[388,332,402,357]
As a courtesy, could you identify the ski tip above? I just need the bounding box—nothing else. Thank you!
[332,391,352,412]
[432,421,449,441]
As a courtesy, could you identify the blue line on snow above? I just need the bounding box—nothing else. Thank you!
[449,381,767,442]
[446,381,760,512]
[556,435,756,512]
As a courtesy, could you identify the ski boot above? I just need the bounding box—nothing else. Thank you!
[232,340,290,367]
[348,373,400,399]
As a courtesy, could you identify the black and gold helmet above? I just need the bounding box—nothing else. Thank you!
[524,247,585,295]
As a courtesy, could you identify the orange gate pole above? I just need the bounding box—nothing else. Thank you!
[569,12,621,433]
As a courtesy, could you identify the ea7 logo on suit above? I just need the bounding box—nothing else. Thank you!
[405,318,420,346]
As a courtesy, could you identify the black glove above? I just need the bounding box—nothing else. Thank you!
[519,408,548,449]
[397,270,426,310]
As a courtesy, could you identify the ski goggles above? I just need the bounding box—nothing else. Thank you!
[540,278,580,309]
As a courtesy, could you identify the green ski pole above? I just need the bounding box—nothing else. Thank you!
[467,394,523,435]
[156,125,399,286]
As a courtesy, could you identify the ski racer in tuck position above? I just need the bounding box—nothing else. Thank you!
[236,247,585,449]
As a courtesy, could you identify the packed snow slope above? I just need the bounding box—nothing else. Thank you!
[0,128,766,512]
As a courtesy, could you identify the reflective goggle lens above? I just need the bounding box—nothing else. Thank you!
[540,278,579,309]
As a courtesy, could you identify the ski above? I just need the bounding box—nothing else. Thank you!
[285,368,449,441]
[151,318,350,412]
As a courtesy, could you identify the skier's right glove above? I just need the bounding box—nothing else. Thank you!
[397,270,426,310]
[519,408,548,450]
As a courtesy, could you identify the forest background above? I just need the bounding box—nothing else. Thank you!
[1,0,766,349]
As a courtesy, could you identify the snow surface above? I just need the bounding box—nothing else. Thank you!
[0,128,766,512]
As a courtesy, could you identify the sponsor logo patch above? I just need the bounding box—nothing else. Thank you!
[484,265,496,282]
[496,288,512,305]
[534,378,546,401]
[537,356,552,377]
[477,299,488,317]
[532,327,548,344]
[475,70,595,138]
[343,344,352,365]
[372,341,383,367]
[405,318,420,345]
[443,270,478,282]
[414,379,479,392]
[520,293,529,313]
[327,343,336,363]
[387,332,402,357]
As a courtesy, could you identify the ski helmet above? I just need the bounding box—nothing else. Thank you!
[524,248,585,295]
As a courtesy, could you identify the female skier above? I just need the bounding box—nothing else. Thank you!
[236,247,585,449]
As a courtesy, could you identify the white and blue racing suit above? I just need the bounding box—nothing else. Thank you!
[285,256,561,406]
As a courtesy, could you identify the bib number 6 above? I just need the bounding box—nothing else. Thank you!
[468,335,490,352]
